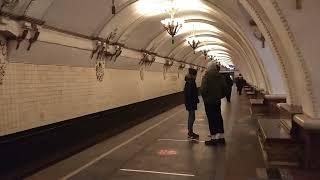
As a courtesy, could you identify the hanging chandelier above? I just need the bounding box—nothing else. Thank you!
[186,25,200,53]
[161,0,184,44]
[187,37,200,53]
[201,49,209,59]
[208,55,215,61]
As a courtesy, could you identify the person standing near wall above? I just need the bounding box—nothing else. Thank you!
[184,68,200,139]
[224,73,234,102]
[235,74,246,95]
[201,63,227,145]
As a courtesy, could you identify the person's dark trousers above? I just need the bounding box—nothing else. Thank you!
[188,110,196,134]
[237,87,243,95]
[226,88,232,102]
[204,100,224,135]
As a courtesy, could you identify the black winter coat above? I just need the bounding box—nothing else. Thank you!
[184,75,199,111]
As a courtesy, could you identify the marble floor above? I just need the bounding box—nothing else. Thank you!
[26,91,314,180]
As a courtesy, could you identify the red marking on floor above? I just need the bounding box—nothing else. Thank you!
[157,149,178,156]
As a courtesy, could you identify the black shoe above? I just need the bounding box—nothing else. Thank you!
[188,132,199,139]
[216,138,226,145]
[205,139,218,145]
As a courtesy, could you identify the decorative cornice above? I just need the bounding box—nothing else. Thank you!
[240,0,294,104]
[241,0,317,117]
[0,39,8,85]
[270,0,318,118]
[208,0,271,92]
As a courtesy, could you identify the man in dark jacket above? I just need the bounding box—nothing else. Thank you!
[184,68,200,139]
[224,73,233,102]
[201,63,227,145]
[235,74,246,95]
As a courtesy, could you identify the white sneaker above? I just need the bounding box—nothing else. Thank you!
[216,133,224,139]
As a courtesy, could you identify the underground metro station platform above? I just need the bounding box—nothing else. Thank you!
[1,0,320,179]
[2,89,320,180]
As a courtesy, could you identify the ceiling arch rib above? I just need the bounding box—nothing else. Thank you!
[166,33,226,58]
[167,33,244,64]
[169,41,230,60]
[15,0,270,89]
[106,5,256,71]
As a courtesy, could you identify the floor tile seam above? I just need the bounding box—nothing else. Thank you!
[59,108,185,180]
[106,115,185,179]
[31,106,187,179]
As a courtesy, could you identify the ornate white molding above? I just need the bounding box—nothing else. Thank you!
[240,0,294,104]
[95,61,105,82]
[241,0,317,117]
[177,63,185,79]
[163,60,174,80]
[269,0,318,118]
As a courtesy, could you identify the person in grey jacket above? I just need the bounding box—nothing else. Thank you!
[201,62,227,145]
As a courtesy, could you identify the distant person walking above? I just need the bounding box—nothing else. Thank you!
[201,63,227,145]
[184,68,200,139]
[235,74,246,95]
[224,74,233,102]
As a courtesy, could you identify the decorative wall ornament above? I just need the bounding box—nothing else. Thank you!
[91,29,121,82]
[0,64,5,85]
[15,22,40,50]
[95,60,105,82]
[27,23,40,50]
[91,29,122,62]
[163,60,174,80]
[177,63,185,78]
[0,40,8,85]
[249,19,265,48]
[201,67,206,74]
[91,28,117,59]
[139,51,156,66]
[0,0,19,13]
[16,29,28,49]
[91,41,101,59]
[139,66,145,81]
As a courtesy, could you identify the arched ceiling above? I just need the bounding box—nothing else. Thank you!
[2,0,271,89]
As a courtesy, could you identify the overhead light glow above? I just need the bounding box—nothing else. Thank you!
[180,22,220,34]
[195,36,224,44]
[208,50,230,55]
[196,44,228,52]
[135,0,209,16]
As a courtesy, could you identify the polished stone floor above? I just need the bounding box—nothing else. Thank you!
[27,90,293,180]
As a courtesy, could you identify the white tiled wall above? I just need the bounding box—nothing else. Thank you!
[0,63,201,136]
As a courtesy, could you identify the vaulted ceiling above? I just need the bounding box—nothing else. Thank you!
[2,0,266,82]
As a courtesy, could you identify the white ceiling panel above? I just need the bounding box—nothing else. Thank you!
[42,0,112,36]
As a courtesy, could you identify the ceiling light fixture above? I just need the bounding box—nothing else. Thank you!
[201,49,209,59]
[186,25,200,53]
[111,0,116,15]
[161,0,184,44]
